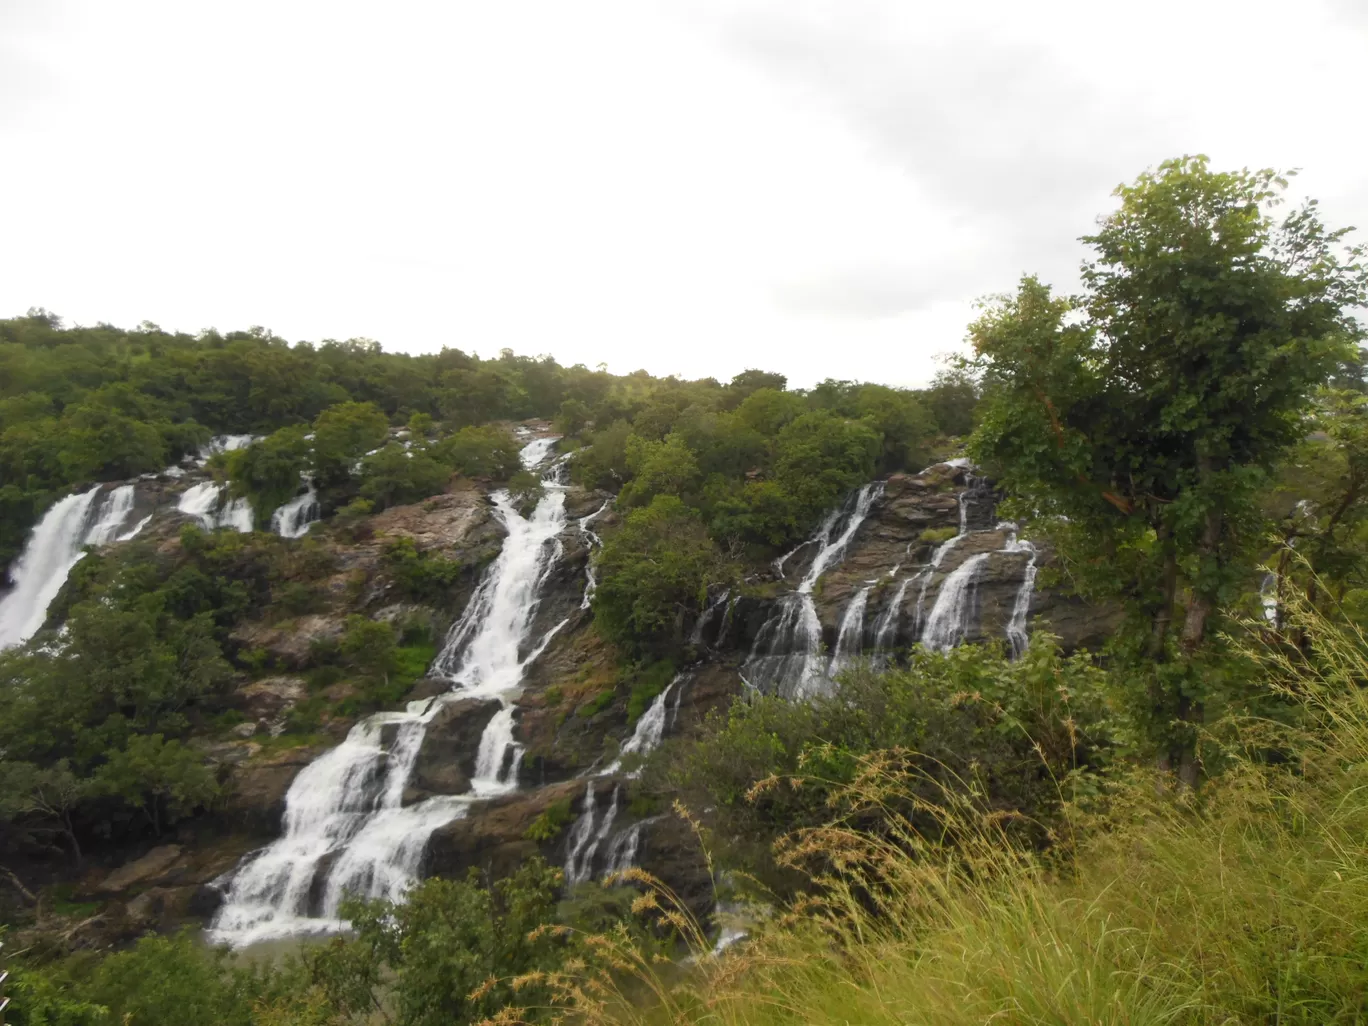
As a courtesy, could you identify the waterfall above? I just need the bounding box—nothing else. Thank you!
[872,576,913,657]
[690,589,730,646]
[920,552,989,652]
[177,482,255,533]
[177,482,224,529]
[209,438,570,947]
[84,485,137,545]
[469,704,522,796]
[578,500,610,609]
[827,587,870,678]
[743,482,884,699]
[600,674,685,777]
[1004,536,1038,659]
[565,783,621,886]
[1260,572,1279,626]
[271,482,320,538]
[564,781,601,887]
[218,496,255,534]
[0,484,149,651]
[197,434,257,464]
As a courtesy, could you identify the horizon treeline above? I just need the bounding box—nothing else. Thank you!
[0,309,976,571]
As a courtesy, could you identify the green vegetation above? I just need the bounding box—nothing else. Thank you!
[969,155,1367,782]
[6,154,1368,1026]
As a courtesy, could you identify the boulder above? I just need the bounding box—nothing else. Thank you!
[230,615,345,670]
[99,845,182,893]
[222,745,327,836]
[426,779,583,881]
[406,697,503,797]
[123,885,196,931]
[239,675,306,732]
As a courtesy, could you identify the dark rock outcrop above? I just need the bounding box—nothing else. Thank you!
[405,697,503,798]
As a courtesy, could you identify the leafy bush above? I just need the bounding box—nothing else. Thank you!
[523,798,574,841]
[436,425,522,479]
[593,495,727,658]
[665,635,1114,889]
[382,536,462,602]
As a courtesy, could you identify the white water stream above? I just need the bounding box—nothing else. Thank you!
[271,482,321,538]
[742,482,884,698]
[209,438,571,947]
[177,482,255,533]
[0,484,149,650]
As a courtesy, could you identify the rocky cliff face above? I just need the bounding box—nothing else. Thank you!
[60,454,1118,943]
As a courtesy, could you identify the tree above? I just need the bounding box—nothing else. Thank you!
[618,433,701,507]
[969,155,1367,783]
[773,410,880,522]
[94,734,220,836]
[226,425,312,521]
[594,495,726,657]
[0,758,90,862]
[340,615,397,683]
[313,858,567,1026]
[311,401,390,485]
[358,444,450,510]
[435,425,522,480]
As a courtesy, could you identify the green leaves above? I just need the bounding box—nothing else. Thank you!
[594,495,728,658]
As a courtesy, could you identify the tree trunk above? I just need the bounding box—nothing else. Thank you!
[1171,473,1224,789]
[1148,522,1178,661]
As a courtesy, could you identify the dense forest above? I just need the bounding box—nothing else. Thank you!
[5,155,1368,1026]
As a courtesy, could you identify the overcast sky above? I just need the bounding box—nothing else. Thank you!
[3,1,1366,389]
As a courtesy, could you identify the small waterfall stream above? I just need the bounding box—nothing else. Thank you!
[827,586,871,678]
[177,482,255,533]
[209,437,571,947]
[271,481,321,538]
[0,484,150,650]
[565,674,689,884]
[742,482,884,698]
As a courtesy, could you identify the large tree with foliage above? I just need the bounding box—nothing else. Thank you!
[969,155,1366,782]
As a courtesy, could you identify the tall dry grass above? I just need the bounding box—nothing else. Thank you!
[524,573,1368,1025]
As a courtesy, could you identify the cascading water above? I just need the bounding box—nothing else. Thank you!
[600,674,685,777]
[209,438,571,947]
[564,781,602,886]
[871,576,913,658]
[1004,535,1038,659]
[743,482,884,699]
[564,674,689,884]
[219,497,255,534]
[177,482,255,533]
[177,482,222,528]
[920,552,989,652]
[1260,572,1279,627]
[827,586,870,678]
[690,589,731,647]
[84,485,136,544]
[578,500,610,609]
[0,485,149,650]
[271,482,320,538]
[197,434,257,464]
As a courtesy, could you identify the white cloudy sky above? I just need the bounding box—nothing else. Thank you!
[2,0,1366,388]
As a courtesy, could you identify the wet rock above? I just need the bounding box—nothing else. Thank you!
[124,885,196,931]
[222,745,328,835]
[239,675,306,730]
[426,780,583,881]
[99,845,182,893]
[407,697,503,797]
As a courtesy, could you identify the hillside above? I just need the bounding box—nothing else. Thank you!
[3,157,1368,1026]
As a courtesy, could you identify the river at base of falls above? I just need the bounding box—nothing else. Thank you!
[207,438,569,948]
